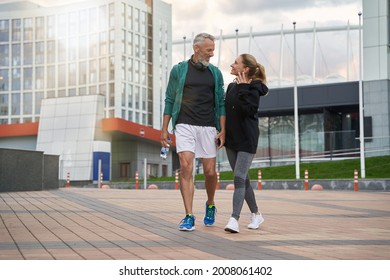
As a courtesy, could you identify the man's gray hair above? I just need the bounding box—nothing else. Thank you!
[193,33,215,46]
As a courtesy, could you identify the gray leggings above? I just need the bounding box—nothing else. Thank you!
[226,148,259,220]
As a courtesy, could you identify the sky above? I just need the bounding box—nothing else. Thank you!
[0,0,363,86]
[162,0,363,85]
[163,0,362,41]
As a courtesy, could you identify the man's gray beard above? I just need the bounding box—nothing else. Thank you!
[198,58,209,67]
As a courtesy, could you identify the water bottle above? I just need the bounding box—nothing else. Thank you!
[160,137,170,159]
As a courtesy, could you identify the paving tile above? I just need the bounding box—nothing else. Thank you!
[1,189,390,260]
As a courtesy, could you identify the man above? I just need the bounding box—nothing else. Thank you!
[160,33,226,231]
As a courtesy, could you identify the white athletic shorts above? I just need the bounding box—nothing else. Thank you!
[174,124,217,158]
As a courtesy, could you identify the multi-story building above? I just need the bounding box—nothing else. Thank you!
[1,0,388,184]
[0,0,173,182]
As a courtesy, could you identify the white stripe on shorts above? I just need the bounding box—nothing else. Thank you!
[175,124,217,158]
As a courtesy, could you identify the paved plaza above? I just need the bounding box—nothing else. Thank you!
[1,188,390,260]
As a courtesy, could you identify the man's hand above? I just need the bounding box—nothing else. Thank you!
[160,130,171,148]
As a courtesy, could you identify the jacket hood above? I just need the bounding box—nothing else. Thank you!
[250,80,269,96]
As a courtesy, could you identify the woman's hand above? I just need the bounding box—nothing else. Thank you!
[236,71,252,84]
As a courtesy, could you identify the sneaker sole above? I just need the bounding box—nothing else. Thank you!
[179,227,195,231]
[224,227,239,233]
[248,219,264,229]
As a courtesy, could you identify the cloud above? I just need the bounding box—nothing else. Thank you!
[217,0,359,14]
[167,0,361,42]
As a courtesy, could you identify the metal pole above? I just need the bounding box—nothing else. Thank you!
[218,29,222,68]
[358,12,366,178]
[293,21,300,179]
[235,29,239,57]
[279,24,284,87]
[183,36,186,60]
[312,22,317,83]
[98,159,102,187]
[347,20,350,81]
[144,158,147,189]
[248,26,252,53]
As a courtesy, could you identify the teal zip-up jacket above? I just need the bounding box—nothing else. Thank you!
[163,60,226,131]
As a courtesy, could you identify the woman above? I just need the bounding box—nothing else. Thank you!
[224,53,269,233]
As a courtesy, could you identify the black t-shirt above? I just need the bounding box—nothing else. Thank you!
[176,61,215,127]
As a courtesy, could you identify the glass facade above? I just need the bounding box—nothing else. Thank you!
[0,0,166,127]
[216,112,359,167]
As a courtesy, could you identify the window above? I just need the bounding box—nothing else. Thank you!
[162,165,168,177]
[127,84,132,108]
[89,59,97,83]
[147,164,158,178]
[99,31,107,55]
[58,39,66,62]
[12,19,21,41]
[23,43,33,65]
[109,83,114,106]
[99,5,107,30]
[35,41,45,64]
[47,65,55,88]
[89,7,97,33]
[109,3,115,28]
[12,44,21,66]
[68,62,76,86]
[0,69,8,91]
[99,57,107,82]
[79,36,87,59]
[121,83,125,106]
[35,91,43,114]
[58,64,66,87]
[0,20,9,42]
[23,67,32,90]
[68,37,77,61]
[46,15,55,39]
[47,40,55,63]
[57,14,67,38]
[69,12,78,35]
[11,92,20,115]
[109,56,115,80]
[0,93,8,116]
[134,8,139,32]
[23,92,32,114]
[127,31,133,56]
[35,17,45,40]
[89,34,98,57]
[79,61,87,85]
[35,67,44,89]
[79,10,88,34]
[23,18,33,41]
[0,45,9,66]
[11,68,20,90]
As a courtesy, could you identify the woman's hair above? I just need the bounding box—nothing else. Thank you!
[240,53,267,84]
[193,33,215,46]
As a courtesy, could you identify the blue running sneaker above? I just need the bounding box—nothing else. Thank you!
[179,215,195,231]
[203,202,216,226]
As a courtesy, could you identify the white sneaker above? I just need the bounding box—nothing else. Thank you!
[224,217,239,233]
[248,213,264,229]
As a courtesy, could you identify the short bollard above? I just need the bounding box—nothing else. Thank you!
[66,172,70,188]
[354,169,359,192]
[135,171,139,190]
[175,170,179,190]
[257,170,262,190]
[304,170,309,191]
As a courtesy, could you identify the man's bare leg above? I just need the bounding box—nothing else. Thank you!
[202,157,217,205]
[178,151,195,215]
